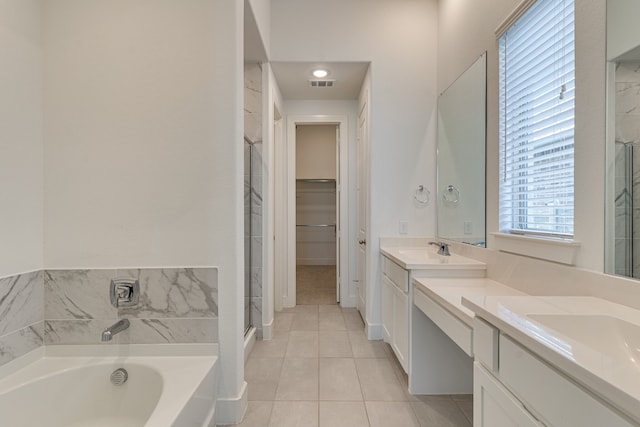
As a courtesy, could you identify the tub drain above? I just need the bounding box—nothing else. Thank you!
[110,368,128,386]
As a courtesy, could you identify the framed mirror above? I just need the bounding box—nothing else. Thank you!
[604,0,640,278]
[436,52,487,247]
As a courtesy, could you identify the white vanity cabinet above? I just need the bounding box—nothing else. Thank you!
[381,256,410,371]
[473,317,636,427]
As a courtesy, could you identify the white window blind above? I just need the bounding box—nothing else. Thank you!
[499,0,575,238]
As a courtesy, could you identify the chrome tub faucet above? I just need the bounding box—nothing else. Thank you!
[101,319,130,342]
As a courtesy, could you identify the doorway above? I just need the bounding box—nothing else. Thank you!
[281,115,349,309]
[295,124,339,304]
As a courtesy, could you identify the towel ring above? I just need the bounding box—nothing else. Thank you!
[414,185,430,205]
[442,185,460,207]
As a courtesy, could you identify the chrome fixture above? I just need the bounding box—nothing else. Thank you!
[110,368,129,386]
[110,279,139,308]
[101,319,130,342]
[429,241,451,256]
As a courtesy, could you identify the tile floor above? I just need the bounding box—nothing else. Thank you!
[231,304,473,427]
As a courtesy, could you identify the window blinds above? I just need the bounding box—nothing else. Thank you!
[499,0,575,238]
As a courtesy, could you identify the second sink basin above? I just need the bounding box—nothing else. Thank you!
[527,314,640,370]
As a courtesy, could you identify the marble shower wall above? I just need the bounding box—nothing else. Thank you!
[615,62,640,277]
[244,63,263,337]
[0,271,44,367]
[44,268,218,345]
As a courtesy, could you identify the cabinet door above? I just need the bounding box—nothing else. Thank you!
[381,275,394,342]
[474,363,543,427]
[392,284,409,371]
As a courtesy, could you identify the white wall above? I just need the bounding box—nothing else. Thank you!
[607,0,640,61]
[296,125,337,179]
[42,0,246,422]
[272,0,438,333]
[438,0,606,272]
[43,0,234,269]
[0,0,44,277]
[248,0,270,58]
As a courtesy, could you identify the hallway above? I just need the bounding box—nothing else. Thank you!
[235,305,472,427]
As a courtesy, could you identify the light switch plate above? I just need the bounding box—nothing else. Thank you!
[399,221,409,234]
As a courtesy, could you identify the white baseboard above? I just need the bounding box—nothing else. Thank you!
[366,321,383,340]
[339,295,356,308]
[243,327,256,364]
[215,381,248,426]
[262,318,273,341]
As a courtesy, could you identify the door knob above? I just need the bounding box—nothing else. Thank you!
[359,239,366,245]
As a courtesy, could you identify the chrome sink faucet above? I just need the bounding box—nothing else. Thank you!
[429,241,451,256]
[101,319,130,342]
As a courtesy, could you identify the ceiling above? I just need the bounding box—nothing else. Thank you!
[270,62,370,100]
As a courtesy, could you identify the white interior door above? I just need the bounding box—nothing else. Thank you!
[357,100,368,318]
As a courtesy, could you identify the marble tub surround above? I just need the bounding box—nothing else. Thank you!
[0,270,44,367]
[44,267,218,345]
[463,295,640,424]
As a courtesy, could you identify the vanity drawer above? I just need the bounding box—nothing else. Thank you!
[473,317,499,373]
[414,288,472,356]
[500,335,634,427]
[382,256,409,293]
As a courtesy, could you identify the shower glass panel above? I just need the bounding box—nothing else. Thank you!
[614,141,633,277]
[244,139,253,334]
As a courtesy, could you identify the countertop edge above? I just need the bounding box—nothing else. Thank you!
[461,296,640,424]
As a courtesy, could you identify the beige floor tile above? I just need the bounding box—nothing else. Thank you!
[318,304,341,312]
[319,331,352,358]
[269,401,319,427]
[348,330,388,358]
[234,401,273,427]
[293,304,319,313]
[319,401,370,427]
[245,358,283,401]
[273,312,295,331]
[356,358,407,401]
[275,358,319,400]
[285,330,319,358]
[251,331,289,359]
[291,311,319,331]
[366,401,420,427]
[411,395,472,427]
[319,311,347,331]
[343,311,365,330]
[319,358,363,401]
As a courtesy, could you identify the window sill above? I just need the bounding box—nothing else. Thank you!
[491,232,581,265]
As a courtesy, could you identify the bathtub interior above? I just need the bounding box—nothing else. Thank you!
[0,344,218,427]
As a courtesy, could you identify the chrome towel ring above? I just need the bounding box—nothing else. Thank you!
[414,185,430,205]
[443,185,460,207]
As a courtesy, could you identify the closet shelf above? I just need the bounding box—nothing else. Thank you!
[296,178,335,183]
[296,224,336,228]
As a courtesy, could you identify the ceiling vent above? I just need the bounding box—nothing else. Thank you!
[309,79,336,88]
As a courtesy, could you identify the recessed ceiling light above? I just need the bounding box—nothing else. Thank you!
[312,69,328,78]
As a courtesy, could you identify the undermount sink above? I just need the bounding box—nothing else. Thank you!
[527,314,640,370]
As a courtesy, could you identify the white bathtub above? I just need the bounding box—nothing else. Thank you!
[0,344,218,427]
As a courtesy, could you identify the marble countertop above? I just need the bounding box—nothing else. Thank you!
[462,295,640,423]
[380,245,486,271]
[413,277,526,326]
